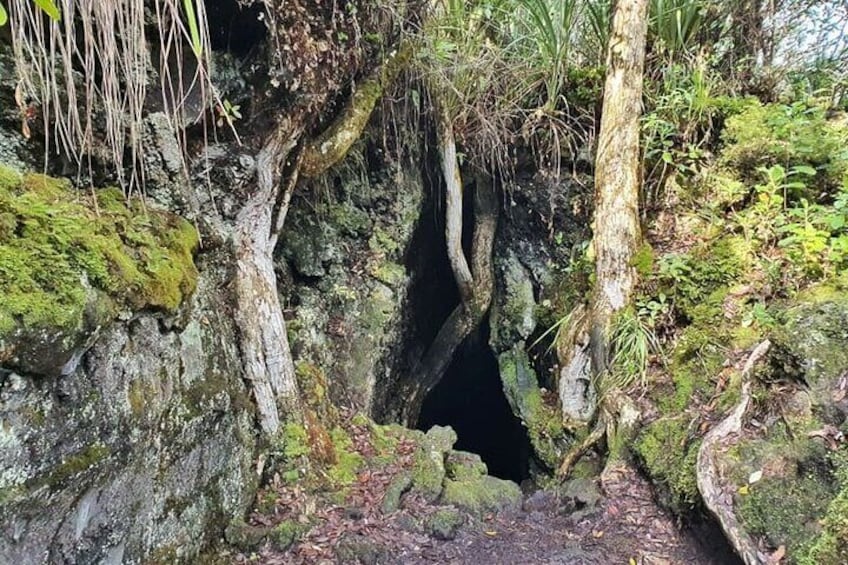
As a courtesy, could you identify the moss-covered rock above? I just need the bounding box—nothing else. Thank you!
[0,166,198,376]
[440,475,522,515]
[445,450,488,482]
[634,417,701,514]
[425,508,464,540]
[381,472,412,515]
[409,426,456,502]
[498,346,568,468]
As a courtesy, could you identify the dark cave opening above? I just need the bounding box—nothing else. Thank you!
[416,325,532,484]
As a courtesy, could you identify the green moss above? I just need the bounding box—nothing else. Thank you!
[445,450,488,482]
[498,347,567,468]
[281,422,311,461]
[272,519,307,550]
[410,446,446,502]
[802,485,848,564]
[370,261,406,286]
[739,472,834,555]
[368,226,399,255]
[35,443,111,489]
[631,242,655,277]
[634,417,700,513]
[440,476,522,515]
[327,426,363,486]
[425,508,464,540]
[0,166,198,340]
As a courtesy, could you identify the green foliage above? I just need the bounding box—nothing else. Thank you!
[649,0,703,55]
[514,0,580,111]
[731,165,848,278]
[606,306,662,390]
[0,166,198,335]
[721,101,848,186]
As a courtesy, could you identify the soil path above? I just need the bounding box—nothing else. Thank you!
[228,457,738,565]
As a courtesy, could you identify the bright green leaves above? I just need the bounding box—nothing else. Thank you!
[0,0,62,27]
[183,0,203,57]
[33,0,61,21]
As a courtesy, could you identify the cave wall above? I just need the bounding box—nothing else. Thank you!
[488,172,593,470]
[0,251,257,563]
[279,146,425,415]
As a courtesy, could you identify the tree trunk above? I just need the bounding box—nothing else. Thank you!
[438,109,475,305]
[589,0,649,376]
[400,173,498,424]
[233,128,303,436]
[558,0,649,478]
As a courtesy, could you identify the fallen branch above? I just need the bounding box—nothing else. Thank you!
[696,340,771,565]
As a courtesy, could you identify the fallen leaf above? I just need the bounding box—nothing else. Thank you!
[738,485,750,495]
[484,530,498,537]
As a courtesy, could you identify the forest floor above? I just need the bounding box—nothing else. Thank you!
[217,416,739,565]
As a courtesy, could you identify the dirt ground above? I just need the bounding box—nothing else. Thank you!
[220,426,740,565]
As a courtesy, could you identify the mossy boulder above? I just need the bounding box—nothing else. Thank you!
[771,295,848,398]
[440,475,522,515]
[0,166,198,376]
[445,450,488,482]
[409,426,456,502]
[425,508,464,540]
[381,473,412,514]
[714,296,848,562]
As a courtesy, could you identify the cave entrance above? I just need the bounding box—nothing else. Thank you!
[416,325,532,483]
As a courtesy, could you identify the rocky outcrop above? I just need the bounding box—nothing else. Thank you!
[698,291,848,563]
[488,173,592,470]
[280,158,424,414]
[0,250,257,563]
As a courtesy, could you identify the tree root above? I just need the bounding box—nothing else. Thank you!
[557,419,606,478]
[696,340,771,565]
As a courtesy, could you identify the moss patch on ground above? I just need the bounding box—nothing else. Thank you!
[0,165,198,337]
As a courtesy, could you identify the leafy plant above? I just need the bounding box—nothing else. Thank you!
[649,0,703,56]
[606,306,663,390]
[514,0,580,112]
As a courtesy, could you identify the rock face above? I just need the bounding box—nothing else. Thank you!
[280,160,424,414]
[711,293,848,563]
[489,174,591,470]
[0,252,257,563]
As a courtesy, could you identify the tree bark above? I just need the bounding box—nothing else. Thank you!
[558,0,649,478]
[589,0,649,376]
[233,127,303,436]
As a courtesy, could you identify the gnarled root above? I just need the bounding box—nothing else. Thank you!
[696,340,771,565]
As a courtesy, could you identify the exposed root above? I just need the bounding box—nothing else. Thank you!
[696,340,771,565]
[557,419,606,478]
